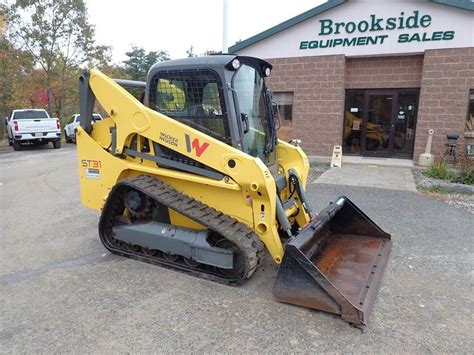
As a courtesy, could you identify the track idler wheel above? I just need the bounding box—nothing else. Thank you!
[162,253,180,262]
[125,190,151,219]
[183,257,200,268]
[141,246,160,257]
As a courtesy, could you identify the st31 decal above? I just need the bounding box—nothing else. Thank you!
[81,159,102,168]
[81,159,101,179]
[185,134,209,157]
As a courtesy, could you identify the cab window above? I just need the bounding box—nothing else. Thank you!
[150,69,230,144]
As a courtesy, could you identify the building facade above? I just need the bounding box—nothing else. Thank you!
[230,0,474,161]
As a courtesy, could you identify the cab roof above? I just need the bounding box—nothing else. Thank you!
[147,55,272,78]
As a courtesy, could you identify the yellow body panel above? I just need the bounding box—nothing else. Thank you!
[77,69,311,264]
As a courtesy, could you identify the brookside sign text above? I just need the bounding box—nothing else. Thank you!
[300,11,454,50]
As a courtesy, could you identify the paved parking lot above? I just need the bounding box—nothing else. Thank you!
[0,145,473,353]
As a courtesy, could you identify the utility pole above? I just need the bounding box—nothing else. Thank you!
[222,0,229,53]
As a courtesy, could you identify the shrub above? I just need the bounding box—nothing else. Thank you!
[451,170,474,185]
[451,155,474,185]
[425,160,453,180]
[425,157,474,185]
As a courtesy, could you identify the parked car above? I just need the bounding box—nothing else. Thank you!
[64,113,103,143]
[5,109,62,151]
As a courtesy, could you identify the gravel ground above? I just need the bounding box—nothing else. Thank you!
[1,146,473,353]
[308,162,330,181]
[413,168,474,214]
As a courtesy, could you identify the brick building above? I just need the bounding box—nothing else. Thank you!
[230,0,474,162]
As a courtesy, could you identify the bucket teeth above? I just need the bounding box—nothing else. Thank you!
[273,196,392,325]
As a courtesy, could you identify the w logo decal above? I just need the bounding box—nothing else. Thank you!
[185,134,209,157]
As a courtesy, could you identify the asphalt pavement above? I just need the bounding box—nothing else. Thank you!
[0,145,473,353]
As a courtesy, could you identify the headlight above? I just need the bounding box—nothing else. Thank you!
[231,59,241,70]
[264,67,271,76]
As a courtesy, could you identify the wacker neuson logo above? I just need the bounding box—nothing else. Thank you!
[300,10,455,50]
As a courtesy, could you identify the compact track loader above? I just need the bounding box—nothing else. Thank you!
[77,55,391,325]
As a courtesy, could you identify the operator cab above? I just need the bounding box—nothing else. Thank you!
[146,55,277,166]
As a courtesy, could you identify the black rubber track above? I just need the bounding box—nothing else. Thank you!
[98,175,264,285]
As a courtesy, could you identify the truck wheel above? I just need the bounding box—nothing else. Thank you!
[53,139,61,149]
[13,140,22,151]
[65,131,72,143]
[8,138,13,146]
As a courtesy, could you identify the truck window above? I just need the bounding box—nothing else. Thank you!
[13,110,49,119]
[73,114,101,123]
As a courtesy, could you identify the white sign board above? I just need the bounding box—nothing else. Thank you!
[331,145,343,168]
[236,0,473,58]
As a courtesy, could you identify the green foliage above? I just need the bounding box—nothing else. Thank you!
[0,34,35,104]
[450,170,474,185]
[424,159,474,185]
[425,161,453,180]
[123,46,169,81]
[6,0,111,117]
[1,1,174,131]
[1,5,36,138]
[450,156,474,185]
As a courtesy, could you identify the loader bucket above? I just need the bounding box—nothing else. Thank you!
[273,196,391,325]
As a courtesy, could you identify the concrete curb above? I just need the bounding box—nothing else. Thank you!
[418,180,474,194]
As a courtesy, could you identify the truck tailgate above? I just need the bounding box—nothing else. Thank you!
[18,119,57,132]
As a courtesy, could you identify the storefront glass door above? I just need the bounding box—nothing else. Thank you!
[364,94,394,156]
[393,92,418,157]
[343,89,419,158]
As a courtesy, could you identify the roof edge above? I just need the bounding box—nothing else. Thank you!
[430,0,474,11]
[229,0,473,54]
[228,0,346,53]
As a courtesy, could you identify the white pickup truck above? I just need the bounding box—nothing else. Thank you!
[64,113,102,143]
[5,109,62,151]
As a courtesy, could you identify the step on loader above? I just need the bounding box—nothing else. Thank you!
[77,55,391,325]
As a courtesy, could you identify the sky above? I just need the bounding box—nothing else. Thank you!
[85,0,325,63]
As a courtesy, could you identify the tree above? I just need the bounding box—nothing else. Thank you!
[0,40,36,130]
[186,45,197,58]
[123,45,169,81]
[0,4,36,138]
[202,49,218,56]
[6,0,110,116]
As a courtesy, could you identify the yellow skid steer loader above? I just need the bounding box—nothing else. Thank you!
[77,55,391,325]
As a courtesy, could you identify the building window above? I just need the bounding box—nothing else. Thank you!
[467,90,474,132]
[273,92,293,123]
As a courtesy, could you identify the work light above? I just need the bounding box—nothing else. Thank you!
[231,59,241,70]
